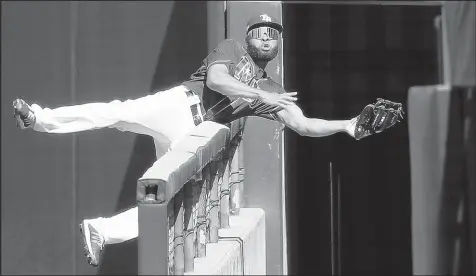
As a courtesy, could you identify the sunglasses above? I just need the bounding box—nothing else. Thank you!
[247,27,280,40]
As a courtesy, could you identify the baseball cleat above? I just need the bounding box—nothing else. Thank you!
[13,99,36,129]
[79,220,105,267]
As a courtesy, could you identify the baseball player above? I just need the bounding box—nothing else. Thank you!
[12,14,403,267]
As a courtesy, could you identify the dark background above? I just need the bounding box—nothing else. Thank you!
[283,4,440,275]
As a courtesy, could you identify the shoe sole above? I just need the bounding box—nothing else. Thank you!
[79,222,99,267]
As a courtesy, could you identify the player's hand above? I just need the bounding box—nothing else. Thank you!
[260,91,298,108]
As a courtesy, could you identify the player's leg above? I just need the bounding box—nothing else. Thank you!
[73,86,201,266]
[13,85,198,145]
[79,207,139,267]
[78,132,183,267]
[14,85,201,266]
[13,97,153,134]
[78,115,199,267]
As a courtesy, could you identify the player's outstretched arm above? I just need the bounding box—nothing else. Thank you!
[274,103,357,138]
[207,64,297,108]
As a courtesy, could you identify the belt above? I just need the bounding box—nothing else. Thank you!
[185,89,206,126]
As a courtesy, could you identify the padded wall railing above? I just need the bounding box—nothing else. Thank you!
[136,118,246,275]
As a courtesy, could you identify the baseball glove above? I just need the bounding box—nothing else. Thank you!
[354,98,405,140]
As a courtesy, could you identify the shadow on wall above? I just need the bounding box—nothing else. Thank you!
[96,2,208,275]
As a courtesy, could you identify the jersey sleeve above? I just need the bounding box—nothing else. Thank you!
[204,39,243,74]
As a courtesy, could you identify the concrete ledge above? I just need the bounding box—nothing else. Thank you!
[185,208,266,275]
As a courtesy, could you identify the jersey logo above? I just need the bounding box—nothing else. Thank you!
[260,14,272,22]
[234,55,255,85]
[233,55,261,103]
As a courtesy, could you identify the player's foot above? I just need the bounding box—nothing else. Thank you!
[79,219,105,267]
[13,99,36,129]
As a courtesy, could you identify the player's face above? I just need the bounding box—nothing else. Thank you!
[246,27,279,62]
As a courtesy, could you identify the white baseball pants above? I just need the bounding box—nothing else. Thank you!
[31,85,201,244]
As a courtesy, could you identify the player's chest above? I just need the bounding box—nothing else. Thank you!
[232,55,263,88]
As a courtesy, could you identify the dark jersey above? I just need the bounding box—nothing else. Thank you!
[182,39,285,124]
